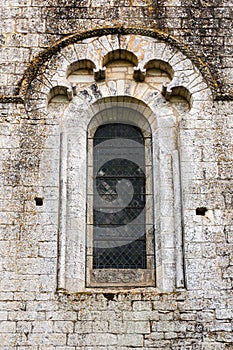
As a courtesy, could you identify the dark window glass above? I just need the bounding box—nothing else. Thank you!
[93,123,146,269]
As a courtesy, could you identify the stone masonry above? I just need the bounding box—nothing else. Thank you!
[0,1,233,349]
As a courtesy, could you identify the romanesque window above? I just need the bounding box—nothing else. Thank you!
[47,33,203,293]
[86,108,155,287]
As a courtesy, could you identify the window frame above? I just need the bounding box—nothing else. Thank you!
[56,98,185,293]
[86,115,155,288]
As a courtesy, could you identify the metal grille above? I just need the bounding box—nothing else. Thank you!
[92,123,147,269]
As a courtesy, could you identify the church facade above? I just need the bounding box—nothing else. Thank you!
[0,1,232,349]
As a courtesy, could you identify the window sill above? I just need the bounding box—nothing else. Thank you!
[87,268,155,288]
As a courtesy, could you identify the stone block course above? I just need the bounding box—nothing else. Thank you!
[0,1,233,349]
[118,334,144,347]
[0,2,232,95]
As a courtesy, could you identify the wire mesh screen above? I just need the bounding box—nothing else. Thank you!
[92,123,147,269]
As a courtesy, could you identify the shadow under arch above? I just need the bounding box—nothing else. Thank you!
[66,59,96,78]
[144,59,174,80]
[103,49,138,67]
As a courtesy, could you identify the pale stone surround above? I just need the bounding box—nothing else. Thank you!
[23,34,213,293]
[0,27,232,348]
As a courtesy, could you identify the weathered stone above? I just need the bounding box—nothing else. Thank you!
[0,2,233,349]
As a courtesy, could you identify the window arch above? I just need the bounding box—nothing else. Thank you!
[29,33,212,294]
[56,93,186,292]
[86,107,155,287]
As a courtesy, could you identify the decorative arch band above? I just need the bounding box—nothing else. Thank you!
[18,27,218,98]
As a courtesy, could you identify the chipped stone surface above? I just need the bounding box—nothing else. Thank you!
[0,2,233,350]
[0,1,232,96]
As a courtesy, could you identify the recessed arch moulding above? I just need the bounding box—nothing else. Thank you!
[27,33,213,293]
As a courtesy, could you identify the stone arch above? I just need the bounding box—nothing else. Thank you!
[87,96,153,137]
[144,59,174,80]
[21,31,213,118]
[18,27,217,101]
[66,59,96,83]
[67,59,96,76]
[32,31,214,292]
[103,49,139,67]
[48,85,71,104]
[53,90,186,292]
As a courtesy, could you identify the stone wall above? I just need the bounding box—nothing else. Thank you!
[0,1,232,350]
[0,1,232,96]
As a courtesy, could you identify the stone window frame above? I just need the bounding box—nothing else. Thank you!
[22,33,213,293]
[86,106,155,288]
[56,95,186,293]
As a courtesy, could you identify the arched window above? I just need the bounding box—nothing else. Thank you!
[86,110,155,287]
[93,123,146,269]
[57,99,185,292]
